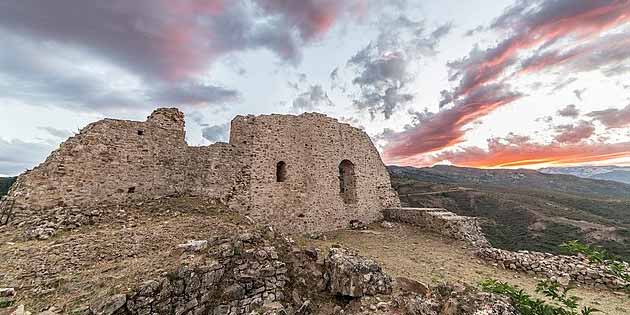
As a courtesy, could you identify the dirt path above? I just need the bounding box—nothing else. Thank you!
[304,224,630,315]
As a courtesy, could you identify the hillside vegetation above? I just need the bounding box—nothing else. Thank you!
[388,165,630,260]
[0,177,16,197]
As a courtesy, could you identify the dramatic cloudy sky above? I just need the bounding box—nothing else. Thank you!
[1,0,630,176]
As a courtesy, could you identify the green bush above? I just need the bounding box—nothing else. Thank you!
[560,240,630,288]
[480,279,599,315]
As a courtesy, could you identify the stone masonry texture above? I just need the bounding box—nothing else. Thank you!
[2,108,399,233]
[383,207,490,248]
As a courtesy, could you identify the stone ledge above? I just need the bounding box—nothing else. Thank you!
[383,208,491,248]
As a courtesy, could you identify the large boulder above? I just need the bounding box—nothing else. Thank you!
[325,248,392,297]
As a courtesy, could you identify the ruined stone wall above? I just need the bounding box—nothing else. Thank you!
[476,247,630,290]
[8,109,189,213]
[230,113,400,233]
[4,108,399,233]
[384,207,490,248]
[6,109,246,222]
[185,143,249,209]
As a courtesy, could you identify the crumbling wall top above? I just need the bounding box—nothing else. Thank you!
[146,107,185,130]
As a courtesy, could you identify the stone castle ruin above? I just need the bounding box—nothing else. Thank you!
[1,108,400,232]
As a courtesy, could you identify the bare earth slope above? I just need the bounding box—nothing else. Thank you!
[0,197,251,311]
[306,224,630,315]
[1,196,628,314]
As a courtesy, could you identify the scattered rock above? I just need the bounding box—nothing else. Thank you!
[90,294,126,315]
[68,306,91,315]
[306,232,323,240]
[325,248,392,297]
[0,288,16,308]
[25,226,56,240]
[397,284,518,315]
[380,221,395,229]
[348,220,367,230]
[0,288,15,298]
[177,239,208,252]
[395,277,430,296]
[10,305,31,315]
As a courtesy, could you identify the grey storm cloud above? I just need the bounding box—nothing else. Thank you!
[201,123,231,143]
[0,0,350,80]
[548,77,577,94]
[464,25,485,37]
[292,85,334,112]
[588,104,630,129]
[0,0,365,112]
[149,83,239,107]
[557,104,580,118]
[37,127,74,139]
[518,31,630,78]
[346,14,452,119]
[0,139,55,176]
[0,32,239,112]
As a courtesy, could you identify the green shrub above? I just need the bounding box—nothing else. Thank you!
[560,240,630,289]
[480,279,599,315]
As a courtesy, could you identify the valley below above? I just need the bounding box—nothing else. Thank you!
[389,165,630,261]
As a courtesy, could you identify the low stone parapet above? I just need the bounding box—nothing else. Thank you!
[383,207,490,248]
[476,247,630,290]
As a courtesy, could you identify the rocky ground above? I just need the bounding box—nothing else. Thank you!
[0,197,252,311]
[0,197,628,314]
[304,223,630,315]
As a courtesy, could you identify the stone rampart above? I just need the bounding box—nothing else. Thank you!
[476,247,630,290]
[383,207,490,248]
[2,108,399,234]
[232,113,400,233]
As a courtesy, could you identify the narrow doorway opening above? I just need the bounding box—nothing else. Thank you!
[339,160,357,204]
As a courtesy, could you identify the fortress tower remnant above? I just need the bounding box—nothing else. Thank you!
[2,108,400,233]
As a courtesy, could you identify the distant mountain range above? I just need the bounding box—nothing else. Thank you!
[539,166,630,184]
[388,165,630,260]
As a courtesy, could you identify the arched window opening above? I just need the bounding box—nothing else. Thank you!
[276,161,287,182]
[339,160,357,204]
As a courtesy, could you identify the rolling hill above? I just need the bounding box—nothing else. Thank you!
[388,165,630,260]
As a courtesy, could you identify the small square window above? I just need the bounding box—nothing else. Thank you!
[137,130,144,136]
